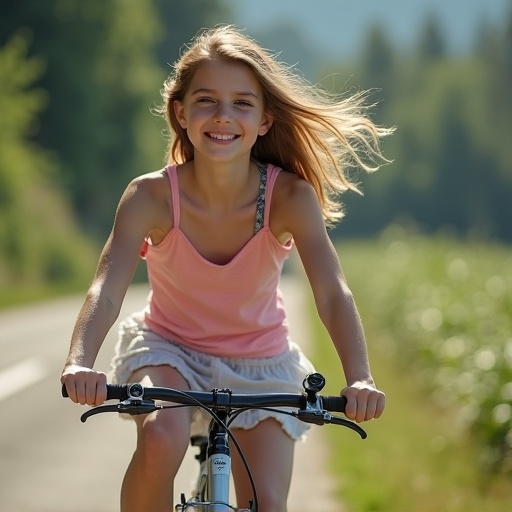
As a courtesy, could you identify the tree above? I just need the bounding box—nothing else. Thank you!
[0,0,234,238]
[153,0,230,70]
[0,0,164,236]
[417,13,447,63]
[0,31,96,289]
[358,25,396,124]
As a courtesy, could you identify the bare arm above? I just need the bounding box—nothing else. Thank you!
[275,176,385,422]
[61,173,169,405]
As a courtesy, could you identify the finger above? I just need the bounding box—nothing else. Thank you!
[364,392,379,421]
[373,392,386,419]
[75,378,87,405]
[94,372,108,405]
[84,374,98,406]
[62,375,78,403]
[354,389,370,423]
[342,388,360,422]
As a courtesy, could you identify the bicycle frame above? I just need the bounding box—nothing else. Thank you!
[62,373,366,512]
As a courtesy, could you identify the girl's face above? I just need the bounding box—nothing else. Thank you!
[173,59,273,163]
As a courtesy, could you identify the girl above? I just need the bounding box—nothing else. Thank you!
[61,25,391,512]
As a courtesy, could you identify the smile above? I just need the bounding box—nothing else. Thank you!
[206,133,239,140]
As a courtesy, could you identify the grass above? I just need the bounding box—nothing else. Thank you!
[312,329,511,512]
[0,281,85,309]
[308,230,512,512]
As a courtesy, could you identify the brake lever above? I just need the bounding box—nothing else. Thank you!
[328,414,367,439]
[80,399,162,423]
[296,410,367,439]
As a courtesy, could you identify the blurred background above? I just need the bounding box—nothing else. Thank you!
[1,1,511,511]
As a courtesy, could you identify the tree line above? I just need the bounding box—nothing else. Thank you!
[330,10,512,242]
[0,0,511,294]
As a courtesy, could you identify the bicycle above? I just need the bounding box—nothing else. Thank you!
[62,372,367,511]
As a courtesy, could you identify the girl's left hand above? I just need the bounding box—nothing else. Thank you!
[341,381,386,423]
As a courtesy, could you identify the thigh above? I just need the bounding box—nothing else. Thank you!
[230,418,294,508]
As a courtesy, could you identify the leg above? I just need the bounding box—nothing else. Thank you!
[231,418,294,512]
[120,365,192,512]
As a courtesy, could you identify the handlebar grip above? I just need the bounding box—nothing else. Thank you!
[322,395,347,413]
[105,384,129,400]
[61,383,129,401]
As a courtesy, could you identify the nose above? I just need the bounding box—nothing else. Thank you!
[213,102,232,123]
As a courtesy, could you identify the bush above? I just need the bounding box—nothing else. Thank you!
[341,225,512,474]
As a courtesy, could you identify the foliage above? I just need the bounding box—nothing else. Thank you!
[0,0,229,238]
[325,8,512,242]
[362,225,512,473]
[341,225,512,473]
[0,31,97,296]
[309,231,512,511]
[0,0,168,236]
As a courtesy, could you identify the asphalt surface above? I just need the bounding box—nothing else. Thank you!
[0,275,342,511]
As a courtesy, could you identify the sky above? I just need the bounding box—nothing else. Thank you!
[225,0,511,59]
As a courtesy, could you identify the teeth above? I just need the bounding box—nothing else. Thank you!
[209,133,236,140]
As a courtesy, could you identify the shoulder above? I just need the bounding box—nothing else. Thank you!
[268,166,325,242]
[271,166,317,200]
[116,168,172,218]
[273,168,322,221]
[114,167,172,232]
[124,168,169,200]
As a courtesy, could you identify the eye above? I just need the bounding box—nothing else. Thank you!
[197,96,215,104]
[234,100,254,107]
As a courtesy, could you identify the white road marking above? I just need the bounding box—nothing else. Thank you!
[0,357,49,402]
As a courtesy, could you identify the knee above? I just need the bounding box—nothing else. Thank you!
[136,412,189,469]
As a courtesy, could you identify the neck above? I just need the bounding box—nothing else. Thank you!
[183,156,258,208]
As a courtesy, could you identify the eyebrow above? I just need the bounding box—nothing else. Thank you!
[190,88,258,98]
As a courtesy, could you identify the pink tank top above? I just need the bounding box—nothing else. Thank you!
[142,163,294,358]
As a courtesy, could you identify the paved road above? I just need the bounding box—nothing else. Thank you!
[0,276,341,511]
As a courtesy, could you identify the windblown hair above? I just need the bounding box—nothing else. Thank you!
[159,25,394,226]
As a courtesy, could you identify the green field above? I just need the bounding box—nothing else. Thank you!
[310,227,512,512]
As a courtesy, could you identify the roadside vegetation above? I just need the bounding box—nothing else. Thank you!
[311,226,512,512]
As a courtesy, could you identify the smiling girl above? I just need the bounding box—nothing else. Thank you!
[61,26,392,512]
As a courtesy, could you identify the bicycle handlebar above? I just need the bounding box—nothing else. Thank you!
[62,373,367,438]
[62,383,348,411]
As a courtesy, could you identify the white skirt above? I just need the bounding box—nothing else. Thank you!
[109,311,316,441]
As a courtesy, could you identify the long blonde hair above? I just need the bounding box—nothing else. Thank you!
[160,25,394,225]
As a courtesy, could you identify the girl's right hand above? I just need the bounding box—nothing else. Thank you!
[61,365,107,406]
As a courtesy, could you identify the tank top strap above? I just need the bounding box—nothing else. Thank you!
[263,164,281,228]
[254,162,268,233]
[166,164,181,228]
